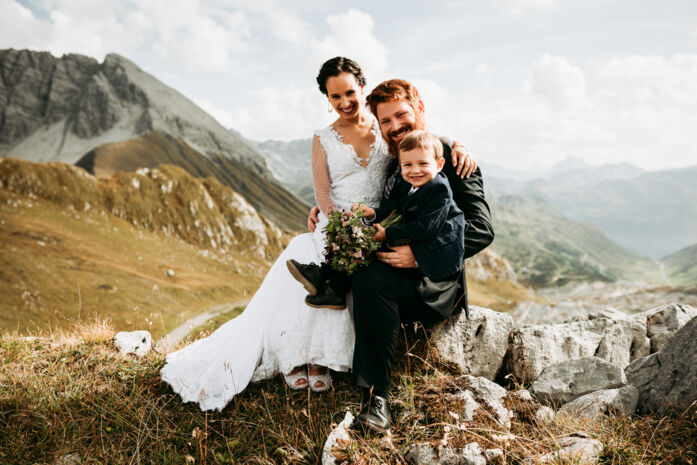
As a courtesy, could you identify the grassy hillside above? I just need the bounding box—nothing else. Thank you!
[489,193,661,287]
[663,243,697,286]
[76,131,309,231]
[1,323,693,464]
[0,157,287,335]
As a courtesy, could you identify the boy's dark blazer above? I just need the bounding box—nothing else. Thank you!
[379,143,494,318]
[373,172,466,282]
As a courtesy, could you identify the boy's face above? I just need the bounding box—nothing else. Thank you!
[399,147,445,188]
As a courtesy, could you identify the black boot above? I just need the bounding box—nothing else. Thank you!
[304,279,347,310]
[286,259,327,296]
[354,394,391,433]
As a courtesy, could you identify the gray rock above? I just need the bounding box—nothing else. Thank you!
[627,315,697,413]
[484,448,504,462]
[430,306,513,380]
[113,330,152,357]
[321,411,354,465]
[531,357,626,405]
[560,385,639,418]
[404,442,486,465]
[455,376,512,429]
[508,317,649,383]
[510,389,533,401]
[535,406,555,423]
[635,304,697,352]
[54,453,81,465]
[530,433,603,464]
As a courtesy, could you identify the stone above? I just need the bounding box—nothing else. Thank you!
[635,304,697,352]
[510,390,533,401]
[507,317,649,384]
[404,442,486,465]
[54,454,81,465]
[113,330,152,357]
[530,357,626,405]
[321,411,354,465]
[484,448,504,462]
[535,406,555,423]
[560,385,639,419]
[530,433,603,465]
[430,306,513,380]
[455,376,512,429]
[627,315,697,413]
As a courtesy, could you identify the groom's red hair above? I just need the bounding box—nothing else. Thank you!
[366,79,422,117]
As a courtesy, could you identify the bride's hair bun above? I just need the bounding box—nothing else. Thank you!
[316,57,366,95]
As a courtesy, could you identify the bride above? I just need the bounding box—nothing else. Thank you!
[161,57,474,411]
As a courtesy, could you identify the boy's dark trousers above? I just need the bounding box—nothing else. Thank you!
[349,260,444,395]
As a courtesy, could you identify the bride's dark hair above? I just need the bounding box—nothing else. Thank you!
[316,57,366,95]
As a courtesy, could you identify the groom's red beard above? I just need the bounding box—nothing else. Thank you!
[385,111,426,155]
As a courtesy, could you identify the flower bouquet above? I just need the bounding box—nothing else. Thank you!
[323,207,402,275]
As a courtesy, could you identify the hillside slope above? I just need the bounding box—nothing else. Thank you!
[663,243,697,286]
[489,193,658,286]
[0,157,287,334]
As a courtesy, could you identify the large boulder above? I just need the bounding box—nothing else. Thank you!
[626,315,697,413]
[404,442,486,465]
[430,306,513,380]
[507,317,649,384]
[560,385,639,419]
[530,357,626,405]
[635,304,697,352]
[113,330,152,357]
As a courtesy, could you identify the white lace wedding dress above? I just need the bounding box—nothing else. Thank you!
[161,118,393,411]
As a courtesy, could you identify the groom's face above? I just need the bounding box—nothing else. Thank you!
[376,99,426,155]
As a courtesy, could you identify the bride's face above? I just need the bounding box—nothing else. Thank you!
[325,72,364,120]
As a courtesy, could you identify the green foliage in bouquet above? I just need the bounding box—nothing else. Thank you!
[323,208,402,275]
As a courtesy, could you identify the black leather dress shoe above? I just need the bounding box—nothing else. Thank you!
[304,283,347,310]
[354,395,391,433]
[286,259,326,296]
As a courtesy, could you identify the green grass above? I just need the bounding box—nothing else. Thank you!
[1,322,695,464]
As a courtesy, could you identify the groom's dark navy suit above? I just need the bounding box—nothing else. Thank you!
[351,142,494,395]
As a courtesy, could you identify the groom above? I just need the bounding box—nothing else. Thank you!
[350,79,494,432]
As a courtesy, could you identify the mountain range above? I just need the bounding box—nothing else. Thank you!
[0,49,308,230]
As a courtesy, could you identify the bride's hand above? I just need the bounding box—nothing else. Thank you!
[308,205,320,232]
[451,143,477,179]
[372,224,386,241]
[376,245,417,268]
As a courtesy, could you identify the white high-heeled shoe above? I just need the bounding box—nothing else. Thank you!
[283,366,309,390]
[308,365,332,393]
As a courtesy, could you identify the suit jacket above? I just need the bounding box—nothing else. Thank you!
[373,172,466,281]
[381,142,494,318]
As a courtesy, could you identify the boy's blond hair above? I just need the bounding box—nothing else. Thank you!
[397,130,443,161]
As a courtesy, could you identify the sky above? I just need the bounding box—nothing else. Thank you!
[2,0,696,171]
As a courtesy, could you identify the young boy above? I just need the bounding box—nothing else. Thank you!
[288,130,466,309]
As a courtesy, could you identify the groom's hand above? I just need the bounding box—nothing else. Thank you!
[308,205,320,232]
[376,245,417,268]
[451,143,477,179]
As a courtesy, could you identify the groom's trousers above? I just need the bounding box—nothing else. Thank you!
[350,260,445,394]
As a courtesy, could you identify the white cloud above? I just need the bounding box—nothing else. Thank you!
[0,1,48,49]
[501,0,559,15]
[219,84,332,141]
[526,54,589,110]
[309,9,390,86]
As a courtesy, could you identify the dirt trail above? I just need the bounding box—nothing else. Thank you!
[156,298,250,352]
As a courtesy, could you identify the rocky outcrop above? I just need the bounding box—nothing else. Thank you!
[530,357,626,405]
[626,315,697,413]
[114,330,152,357]
[430,306,513,380]
[507,316,649,384]
[560,385,639,419]
[454,376,513,429]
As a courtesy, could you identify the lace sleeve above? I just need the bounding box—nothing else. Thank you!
[312,134,335,215]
